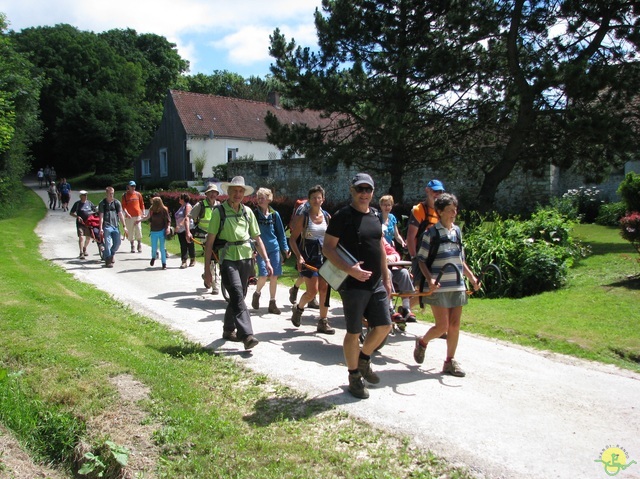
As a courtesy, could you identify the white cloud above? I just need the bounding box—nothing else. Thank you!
[0,0,322,75]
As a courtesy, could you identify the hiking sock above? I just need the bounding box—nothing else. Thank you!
[359,352,371,362]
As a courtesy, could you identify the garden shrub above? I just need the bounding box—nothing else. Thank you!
[463,207,586,298]
[620,212,640,255]
[551,186,602,223]
[596,202,627,226]
[618,172,640,212]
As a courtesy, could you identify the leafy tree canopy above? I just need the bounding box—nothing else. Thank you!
[268,0,640,210]
[175,70,281,102]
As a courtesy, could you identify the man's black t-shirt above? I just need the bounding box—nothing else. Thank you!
[325,205,383,291]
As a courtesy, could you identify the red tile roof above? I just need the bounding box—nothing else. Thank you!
[170,89,330,140]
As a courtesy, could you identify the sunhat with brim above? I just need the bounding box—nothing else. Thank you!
[220,176,254,196]
[204,184,220,195]
[79,190,88,195]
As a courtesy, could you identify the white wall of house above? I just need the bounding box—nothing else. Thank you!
[186,136,282,177]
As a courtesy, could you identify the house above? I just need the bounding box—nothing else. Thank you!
[136,90,329,187]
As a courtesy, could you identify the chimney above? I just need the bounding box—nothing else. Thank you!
[267,91,281,108]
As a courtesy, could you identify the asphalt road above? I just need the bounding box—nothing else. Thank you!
[31,184,640,479]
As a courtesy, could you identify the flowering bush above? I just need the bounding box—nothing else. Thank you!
[620,212,640,254]
[553,186,602,223]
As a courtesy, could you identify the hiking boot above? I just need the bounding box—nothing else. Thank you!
[316,318,335,335]
[413,338,427,364]
[348,373,369,399]
[189,258,196,267]
[137,242,142,253]
[83,247,87,256]
[252,291,261,310]
[308,298,320,309]
[288,286,299,304]
[268,300,281,315]
[180,261,187,269]
[211,282,219,295]
[222,330,240,342]
[358,358,380,384]
[79,252,85,259]
[243,335,259,350]
[162,263,167,270]
[291,304,303,327]
[150,258,155,267]
[398,306,416,322]
[130,243,135,253]
[442,359,466,377]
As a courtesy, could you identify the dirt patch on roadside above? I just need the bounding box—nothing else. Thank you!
[0,425,68,479]
[79,374,160,479]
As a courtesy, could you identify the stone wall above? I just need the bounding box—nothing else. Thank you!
[229,158,638,213]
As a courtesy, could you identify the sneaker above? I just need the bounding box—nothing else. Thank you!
[348,373,370,399]
[180,261,187,269]
[308,297,320,309]
[442,359,466,377]
[252,291,261,310]
[413,338,427,364]
[79,252,85,259]
[222,330,240,342]
[162,263,167,270]
[291,304,303,327]
[440,332,448,339]
[211,282,219,295]
[358,358,380,384]
[243,335,259,350]
[268,300,281,315]
[316,318,335,335]
[288,286,299,304]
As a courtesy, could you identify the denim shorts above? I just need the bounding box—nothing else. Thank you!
[257,249,283,276]
[422,290,468,308]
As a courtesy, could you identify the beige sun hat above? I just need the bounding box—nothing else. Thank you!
[204,183,220,195]
[220,176,254,196]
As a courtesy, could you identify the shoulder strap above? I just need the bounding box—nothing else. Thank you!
[425,227,441,272]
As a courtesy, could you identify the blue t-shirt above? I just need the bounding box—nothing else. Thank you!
[383,213,398,245]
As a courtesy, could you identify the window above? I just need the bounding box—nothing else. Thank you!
[227,148,238,162]
[258,163,269,177]
[159,148,168,177]
[141,158,151,177]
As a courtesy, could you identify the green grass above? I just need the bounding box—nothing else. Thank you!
[1,188,470,478]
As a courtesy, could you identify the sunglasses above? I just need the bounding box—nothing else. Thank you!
[354,185,373,193]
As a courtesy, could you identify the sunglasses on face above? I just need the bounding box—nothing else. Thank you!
[354,185,373,193]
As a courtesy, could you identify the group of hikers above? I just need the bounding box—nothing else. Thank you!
[64,173,480,400]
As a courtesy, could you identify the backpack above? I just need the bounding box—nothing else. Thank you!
[211,203,251,258]
[413,202,438,245]
[296,205,331,252]
[424,224,463,272]
[288,198,308,230]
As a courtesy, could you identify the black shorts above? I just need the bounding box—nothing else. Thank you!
[339,281,391,334]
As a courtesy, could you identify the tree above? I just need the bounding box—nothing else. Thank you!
[0,13,42,207]
[11,24,188,176]
[268,0,640,209]
[175,70,281,102]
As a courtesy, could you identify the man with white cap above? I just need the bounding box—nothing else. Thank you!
[122,180,145,253]
[323,173,392,399]
[69,190,96,259]
[189,183,221,293]
[203,176,273,350]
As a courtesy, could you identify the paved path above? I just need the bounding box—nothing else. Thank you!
[31,184,640,479]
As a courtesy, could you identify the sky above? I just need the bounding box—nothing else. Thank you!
[0,0,322,78]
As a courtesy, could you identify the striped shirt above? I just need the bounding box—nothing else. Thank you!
[416,222,465,292]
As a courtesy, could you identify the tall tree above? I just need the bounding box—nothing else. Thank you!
[11,24,188,176]
[268,0,640,209]
[0,13,42,204]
